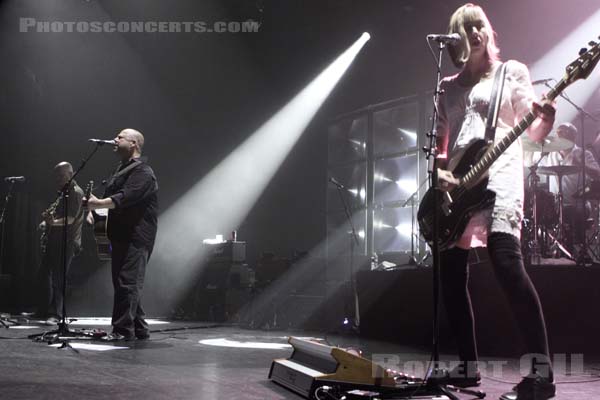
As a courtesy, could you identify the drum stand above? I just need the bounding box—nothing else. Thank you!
[525,164,573,263]
[526,165,543,265]
[547,171,574,260]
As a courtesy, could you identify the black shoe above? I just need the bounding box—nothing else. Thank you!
[100,333,134,342]
[445,363,481,388]
[500,373,556,400]
[135,332,150,340]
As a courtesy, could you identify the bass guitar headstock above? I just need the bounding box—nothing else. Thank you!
[564,37,600,84]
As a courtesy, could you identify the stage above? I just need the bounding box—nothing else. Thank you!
[358,261,600,358]
[0,318,598,399]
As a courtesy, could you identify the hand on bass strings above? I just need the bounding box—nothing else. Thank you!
[437,168,460,192]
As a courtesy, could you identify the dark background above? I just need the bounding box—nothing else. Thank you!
[0,0,599,314]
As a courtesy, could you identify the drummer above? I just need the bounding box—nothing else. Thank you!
[541,123,600,249]
[543,122,600,204]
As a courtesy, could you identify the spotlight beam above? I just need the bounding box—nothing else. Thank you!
[149,33,371,307]
[530,10,600,125]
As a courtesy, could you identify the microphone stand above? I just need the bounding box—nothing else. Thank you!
[0,181,16,278]
[331,179,361,333]
[421,38,485,400]
[29,143,103,349]
[546,82,600,265]
[0,181,20,328]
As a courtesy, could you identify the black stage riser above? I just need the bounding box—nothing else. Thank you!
[357,263,600,357]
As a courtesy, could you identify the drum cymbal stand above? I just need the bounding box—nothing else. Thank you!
[547,171,574,259]
[526,164,543,265]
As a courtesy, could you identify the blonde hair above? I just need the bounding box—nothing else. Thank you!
[447,3,500,68]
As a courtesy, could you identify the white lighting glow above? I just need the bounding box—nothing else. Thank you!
[397,128,418,140]
[374,173,392,182]
[66,317,170,326]
[348,139,366,150]
[395,223,413,237]
[150,33,371,305]
[396,179,418,194]
[49,343,129,351]
[530,11,600,125]
[374,219,393,229]
[199,338,292,350]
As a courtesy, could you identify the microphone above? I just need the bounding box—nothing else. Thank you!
[532,78,554,85]
[427,33,461,44]
[329,177,345,189]
[4,176,25,183]
[89,139,117,146]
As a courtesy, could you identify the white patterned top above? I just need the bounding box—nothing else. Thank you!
[437,60,536,248]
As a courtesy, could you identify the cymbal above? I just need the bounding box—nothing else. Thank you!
[537,165,580,176]
[522,135,574,152]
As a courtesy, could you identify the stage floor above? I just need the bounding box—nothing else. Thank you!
[0,317,598,399]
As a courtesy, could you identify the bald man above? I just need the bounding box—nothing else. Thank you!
[86,129,158,341]
[37,162,84,325]
[543,123,600,250]
[544,123,600,204]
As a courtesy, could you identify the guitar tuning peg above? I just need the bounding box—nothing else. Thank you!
[579,47,588,55]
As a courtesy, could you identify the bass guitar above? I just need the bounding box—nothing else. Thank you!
[418,37,600,250]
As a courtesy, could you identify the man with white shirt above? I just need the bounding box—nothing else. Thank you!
[542,123,600,249]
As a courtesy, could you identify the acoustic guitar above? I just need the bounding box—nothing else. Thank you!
[84,181,111,260]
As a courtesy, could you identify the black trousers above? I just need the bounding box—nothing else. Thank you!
[110,242,149,338]
[440,232,552,377]
[38,240,75,319]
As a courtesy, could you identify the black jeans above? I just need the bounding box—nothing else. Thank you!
[38,240,76,319]
[440,232,552,377]
[110,242,150,338]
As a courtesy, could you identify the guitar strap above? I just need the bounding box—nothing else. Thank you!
[108,159,142,184]
[484,62,508,143]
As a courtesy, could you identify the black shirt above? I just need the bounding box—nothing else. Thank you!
[103,158,158,251]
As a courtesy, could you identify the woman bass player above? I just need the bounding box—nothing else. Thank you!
[433,4,556,400]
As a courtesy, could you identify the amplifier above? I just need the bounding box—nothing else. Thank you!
[204,241,245,263]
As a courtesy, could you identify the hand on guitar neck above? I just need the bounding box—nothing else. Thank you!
[529,97,556,142]
[82,180,111,259]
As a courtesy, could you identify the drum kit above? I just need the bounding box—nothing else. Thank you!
[521,135,600,265]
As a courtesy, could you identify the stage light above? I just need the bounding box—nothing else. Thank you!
[348,139,366,150]
[396,178,418,195]
[397,128,417,140]
[395,223,413,237]
[374,220,393,229]
[374,173,393,183]
[348,188,367,200]
[150,33,371,311]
